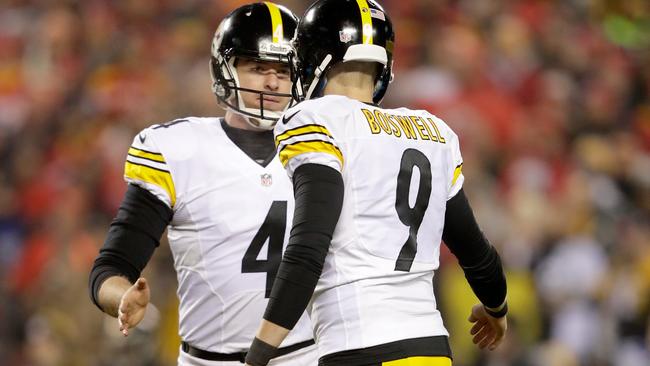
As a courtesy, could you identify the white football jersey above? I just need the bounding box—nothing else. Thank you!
[124,117,313,353]
[274,95,464,357]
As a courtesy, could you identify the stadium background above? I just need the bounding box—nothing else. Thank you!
[0,0,648,365]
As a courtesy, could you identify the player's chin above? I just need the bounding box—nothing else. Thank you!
[262,99,289,111]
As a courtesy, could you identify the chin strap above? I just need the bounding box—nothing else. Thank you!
[305,54,333,100]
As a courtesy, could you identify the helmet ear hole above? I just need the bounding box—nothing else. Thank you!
[215,84,227,98]
[215,66,231,100]
[210,56,232,100]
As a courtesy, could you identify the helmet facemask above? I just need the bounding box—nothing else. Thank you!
[209,2,299,130]
[210,50,296,130]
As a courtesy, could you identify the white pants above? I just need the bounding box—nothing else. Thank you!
[177,343,318,366]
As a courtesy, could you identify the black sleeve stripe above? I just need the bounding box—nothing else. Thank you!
[278,123,333,136]
[129,146,163,156]
[278,139,343,156]
[125,159,170,173]
[127,153,169,165]
[277,131,333,144]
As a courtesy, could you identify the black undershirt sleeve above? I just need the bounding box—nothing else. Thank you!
[263,164,344,329]
[442,189,507,310]
[88,184,173,310]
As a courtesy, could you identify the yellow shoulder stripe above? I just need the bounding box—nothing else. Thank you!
[279,140,343,168]
[356,0,373,44]
[451,163,463,186]
[383,356,452,366]
[125,161,176,206]
[128,147,166,163]
[275,124,334,145]
[264,2,284,43]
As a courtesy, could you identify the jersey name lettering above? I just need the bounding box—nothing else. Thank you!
[361,108,446,143]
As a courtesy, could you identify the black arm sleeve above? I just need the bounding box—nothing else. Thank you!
[88,184,173,310]
[263,164,344,329]
[442,189,507,310]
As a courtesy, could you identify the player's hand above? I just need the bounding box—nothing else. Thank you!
[468,303,507,351]
[118,277,150,337]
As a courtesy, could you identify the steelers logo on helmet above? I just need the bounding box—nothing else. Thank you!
[210,2,299,129]
[289,0,395,104]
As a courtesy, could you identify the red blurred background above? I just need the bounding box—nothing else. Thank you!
[0,1,648,365]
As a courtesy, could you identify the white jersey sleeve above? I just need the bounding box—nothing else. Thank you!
[124,126,176,208]
[274,105,345,178]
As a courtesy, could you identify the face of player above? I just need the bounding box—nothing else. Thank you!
[235,58,292,112]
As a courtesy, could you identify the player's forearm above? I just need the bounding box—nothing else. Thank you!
[442,189,507,311]
[256,319,291,347]
[88,184,170,311]
[97,275,133,317]
[263,164,343,329]
[247,164,343,366]
[246,320,291,366]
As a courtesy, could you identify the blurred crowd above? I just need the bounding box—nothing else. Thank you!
[0,0,648,365]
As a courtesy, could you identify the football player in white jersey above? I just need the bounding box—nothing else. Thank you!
[244,1,508,365]
[88,3,317,365]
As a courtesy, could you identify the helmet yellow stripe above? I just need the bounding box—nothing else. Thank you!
[264,2,284,43]
[356,0,373,44]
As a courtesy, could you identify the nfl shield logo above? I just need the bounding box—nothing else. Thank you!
[260,173,273,186]
[339,30,352,43]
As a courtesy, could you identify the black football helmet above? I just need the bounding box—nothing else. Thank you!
[290,0,394,103]
[210,2,298,129]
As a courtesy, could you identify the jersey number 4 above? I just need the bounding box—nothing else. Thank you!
[241,201,286,298]
[395,149,432,272]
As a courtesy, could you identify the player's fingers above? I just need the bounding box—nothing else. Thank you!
[119,295,132,312]
[119,316,132,336]
[468,312,478,322]
[478,335,494,349]
[136,277,147,290]
[488,341,499,351]
[488,335,505,351]
[118,313,129,336]
[478,327,495,346]
[473,332,489,348]
[119,313,129,329]
[473,326,492,344]
[487,328,505,349]
[487,334,501,351]
[119,301,133,321]
[478,327,497,347]
[470,321,485,335]
[472,328,489,344]
[470,324,479,335]
[485,322,504,340]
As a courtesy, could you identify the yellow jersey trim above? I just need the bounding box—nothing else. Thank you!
[265,2,284,43]
[383,356,452,366]
[125,161,176,207]
[128,147,166,163]
[279,140,344,168]
[275,124,334,144]
[451,163,463,187]
[356,0,373,44]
